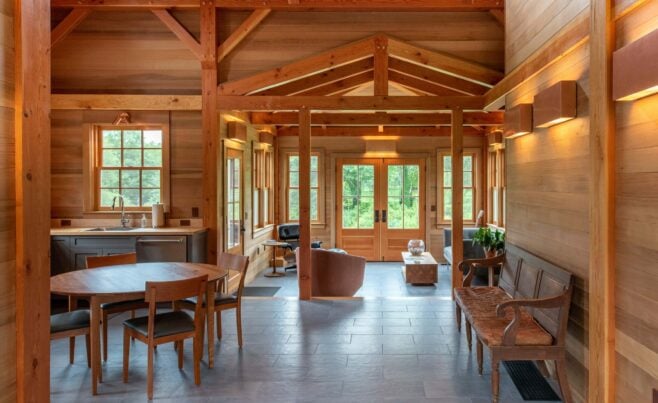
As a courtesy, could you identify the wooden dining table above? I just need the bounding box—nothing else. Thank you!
[50,262,228,395]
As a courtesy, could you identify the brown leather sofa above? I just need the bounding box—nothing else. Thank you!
[296,248,366,297]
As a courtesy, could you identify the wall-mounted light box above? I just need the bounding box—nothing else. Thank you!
[614,28,658,101]
[533,81,577,128]
[504,103,533,139]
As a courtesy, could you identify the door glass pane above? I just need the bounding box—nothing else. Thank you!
[226,158,241,249]
[443,189,452,221]
[288,189,299,220]
[387,164,420,229]
[310,189,319,221]
[341,164,374,229]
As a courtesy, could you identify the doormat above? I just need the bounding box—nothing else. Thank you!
[243,287,281,297]
[503,361,561,401]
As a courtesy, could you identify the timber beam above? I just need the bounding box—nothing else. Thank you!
[51,8,90,46]
[251,111,504,126]
[51,0,504,11]
[216,95,485,111]
[276,126,484,137]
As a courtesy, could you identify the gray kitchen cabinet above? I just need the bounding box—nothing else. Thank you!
[50,231,207,275]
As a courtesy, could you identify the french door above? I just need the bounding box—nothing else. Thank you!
[225,148,244,255]
[336,158,425,261]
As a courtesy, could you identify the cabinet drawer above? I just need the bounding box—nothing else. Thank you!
[136,236,187,262]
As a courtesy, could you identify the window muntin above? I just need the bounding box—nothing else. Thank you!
[438,151,477,223]
[286,153,321,223]
[96,127,164,210]
[253,147,274,231]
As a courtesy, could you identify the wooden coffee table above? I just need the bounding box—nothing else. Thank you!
[401,251,438,284]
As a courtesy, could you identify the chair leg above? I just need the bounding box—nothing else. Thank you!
[455,304,461,332]
[147,343,155,400]
[122,328,130,383]
[85,334,91,368]
[236,306,243,348]
[216,310,222,341]
[491,359,500,403]
[193,332,201,385]
[476,339,483,375]
[177,340,184,370]
[69,336,75,364]
[555,358,573,403]
[102,311,109,362]
[465,321,472,351]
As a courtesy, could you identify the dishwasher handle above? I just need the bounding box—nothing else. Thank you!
[137,238,184,244]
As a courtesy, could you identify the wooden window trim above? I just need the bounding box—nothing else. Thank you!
[486,144,506,228]
[437,148,481,226]
[284,150,325,225]
[84,123,170,214]
[252,141,275,237]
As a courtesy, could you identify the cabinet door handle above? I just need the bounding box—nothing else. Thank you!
[137,239,184,244]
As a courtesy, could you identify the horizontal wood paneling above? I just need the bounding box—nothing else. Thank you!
[0,0,16,399]
[51,10,503,94]
[505,0,589,72]
[51,110,203,220]
[614,1,658,401]
[504,14,590,401]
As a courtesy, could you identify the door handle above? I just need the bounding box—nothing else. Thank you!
[374,210,380,223]
[240,222,246,233]
[382,210,387,223]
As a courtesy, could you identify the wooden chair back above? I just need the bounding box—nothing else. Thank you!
[86,252,137,269]
[218,252,250,298]
[144,275,208,340]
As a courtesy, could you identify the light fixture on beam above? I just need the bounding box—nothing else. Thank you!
[533,81,577,128]
[613,28,658,101]
[503,103,532,139]
[488,130,503,146]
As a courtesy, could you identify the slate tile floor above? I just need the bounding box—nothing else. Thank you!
[50,266,562,402]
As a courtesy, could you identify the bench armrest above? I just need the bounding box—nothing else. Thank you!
[495,292,570,346]
[459,254,506,287]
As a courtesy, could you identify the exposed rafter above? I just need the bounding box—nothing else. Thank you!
[295,71,374,96]
[388,58,489,95]
[217,9,271,62]
[276,126,485,137]
[51,0,505,11]
[216,95,485,111]
[218,36,374,95]
[51,8,91,46]
[387,37,503,86]
[151,9,202,60]
[489,9,505,26]
[373,35,389,96]
[389,70,463,96]
[253,58,374,96]
[251,111,504,126]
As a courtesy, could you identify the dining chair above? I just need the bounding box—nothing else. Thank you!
[50,308,91,367]
[177,252,250,348]
[86,252,149,362]
[122,275,208,400]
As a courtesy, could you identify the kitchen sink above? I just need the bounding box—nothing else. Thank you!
[86,227,137,232]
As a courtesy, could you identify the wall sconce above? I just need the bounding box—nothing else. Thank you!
[488,130,503,146]
[533,81,577,128]
[227,121,247,142]
[504,103,533,139]
[613,28,658,101]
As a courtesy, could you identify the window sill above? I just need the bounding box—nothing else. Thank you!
[252,224,275,239]
[84,210,154,215]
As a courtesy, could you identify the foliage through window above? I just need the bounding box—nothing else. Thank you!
[387,164,420,229]
[439,152,477,223]
[96,126,166,210]
[286,153,321,223]
[253,146,274,231]
[341,164,375,229]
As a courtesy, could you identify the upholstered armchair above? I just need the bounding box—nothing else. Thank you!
[296,248,366,297]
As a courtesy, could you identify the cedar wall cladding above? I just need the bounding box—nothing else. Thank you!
[614,1,658,401]
[504,2,591,402]
[0,1,16,400]
[50,110,203,219]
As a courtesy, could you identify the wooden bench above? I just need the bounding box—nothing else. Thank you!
[454,244,574,403]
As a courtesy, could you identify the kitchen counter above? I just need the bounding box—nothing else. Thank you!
[50,227,207,236]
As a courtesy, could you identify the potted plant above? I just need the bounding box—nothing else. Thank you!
[472,227,505,258]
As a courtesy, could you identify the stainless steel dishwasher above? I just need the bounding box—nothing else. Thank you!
[136,236,187,262]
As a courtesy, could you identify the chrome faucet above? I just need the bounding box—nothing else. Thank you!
[112,195,130,228]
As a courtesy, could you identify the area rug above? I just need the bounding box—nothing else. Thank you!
[242,286,281,297]
[503,361,561,401]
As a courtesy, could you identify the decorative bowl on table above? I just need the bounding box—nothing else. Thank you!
[407,240,425,256]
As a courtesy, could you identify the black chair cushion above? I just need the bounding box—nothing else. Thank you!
[51,310,90,334]
[183,292,238,307]
[123,311,195,338]
[101,299,148,311]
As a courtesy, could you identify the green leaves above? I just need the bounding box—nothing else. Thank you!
[472,227,506,252]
